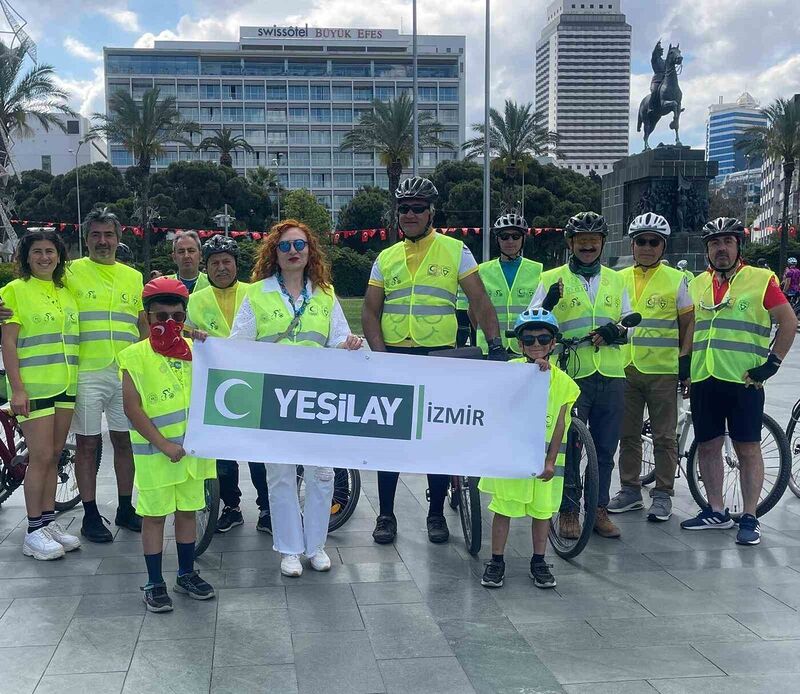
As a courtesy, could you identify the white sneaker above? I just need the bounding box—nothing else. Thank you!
[280,554,303,577]
[45,522,81,552]
[23,528,65,561]
[308,549,331,572]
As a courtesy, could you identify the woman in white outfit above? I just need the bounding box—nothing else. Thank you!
[230,219,362,576]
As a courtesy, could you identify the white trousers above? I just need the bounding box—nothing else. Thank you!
[265,464,334,556]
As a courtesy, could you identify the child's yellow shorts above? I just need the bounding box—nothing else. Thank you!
[135,476,206,517]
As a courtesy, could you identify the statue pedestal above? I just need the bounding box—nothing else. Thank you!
[601,145,718,271]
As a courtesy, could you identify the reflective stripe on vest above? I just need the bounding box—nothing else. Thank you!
[377,233,462,347]
[689,266,773,384]
[476,258,542,354]
[620,265,684,375]
[246,282,334,348]
[541,265,626,379]
[186,282,250,337]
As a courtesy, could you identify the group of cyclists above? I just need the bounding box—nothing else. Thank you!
[0,172,796,611]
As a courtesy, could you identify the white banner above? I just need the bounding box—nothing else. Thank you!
[184,338,548,479]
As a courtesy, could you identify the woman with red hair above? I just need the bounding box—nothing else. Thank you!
[231,219,362,577]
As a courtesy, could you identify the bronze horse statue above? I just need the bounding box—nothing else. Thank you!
[637,43,684,150]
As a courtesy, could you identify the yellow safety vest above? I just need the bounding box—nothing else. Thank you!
[620,265,684,375]
[476,258,542,354]
[186,282,249,338]
[67,258,143,372]
[117,339,215,491]
[690,266,773,384]
[247,281,334,347]
[167,272,210,294]
[0,277,79,399]
[541,265,626,379]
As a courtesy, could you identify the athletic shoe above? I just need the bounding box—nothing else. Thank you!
[308,549,331,572]
[480,559,505,588]
[280,554,303,577]
[558,511,581,540]
[115,506,142,532]
[736,514,761,545]
[529,560,557,589]
[174,570,216,600]
[81,514,113,543]
[142,582,173,612]
[680,507,735,531]
[647,492,672,522]
[22,528,65,561]
[607,487,644,513]
[426,514,450,543]
[216,507,244,533]
[256,509,272,534]
[372,514,397,544]
[45,522,81,551]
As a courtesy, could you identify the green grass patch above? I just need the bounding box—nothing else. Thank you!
[339,296,364,335]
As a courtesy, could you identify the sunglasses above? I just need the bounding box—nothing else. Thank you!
[498,232,524,241]
[278,239,308,253]
[149,310,186,323]
[519,334,554,346]
[634,237,663,247]
[397,204,430,215]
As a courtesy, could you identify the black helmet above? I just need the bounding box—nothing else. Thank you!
[564,211,608,239]
[701,217,744,242]
[493,212,528,234]
[202,234,239,264]
[395,176,438,203]
[115,243,133,262]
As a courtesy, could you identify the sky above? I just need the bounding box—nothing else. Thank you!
[8,0,800,153]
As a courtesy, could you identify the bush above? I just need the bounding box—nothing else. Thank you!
[329,246,375,297]
[0,262,16,288]
[742,239,800,274]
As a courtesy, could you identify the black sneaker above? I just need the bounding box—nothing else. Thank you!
[256,509,272,534]
[115,506,142,532]
[141,582,173,613]
[81,514,113,543]
[481,559,505,588]
[174,570,216,600]
[427,514,449,544]
[372,514,397,544]
[216,507,244,533]
[530,560,557,589]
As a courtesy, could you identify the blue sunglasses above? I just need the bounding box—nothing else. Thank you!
[278,239,308,253]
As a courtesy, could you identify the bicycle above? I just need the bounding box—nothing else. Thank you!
[783,397,800,498]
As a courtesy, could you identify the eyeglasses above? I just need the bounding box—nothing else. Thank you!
[519,334,554,346]
[498,232,524,241]
[397,204,430,215]
[634,237,663,247]
[278,239,308,253]
[149,310,186,323]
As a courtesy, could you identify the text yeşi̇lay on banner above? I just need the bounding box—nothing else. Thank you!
[184,338,548,478]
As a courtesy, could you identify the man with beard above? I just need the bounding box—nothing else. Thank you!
[681,218,796,544]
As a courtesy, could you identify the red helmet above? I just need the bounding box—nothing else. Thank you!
[142,276,189,308]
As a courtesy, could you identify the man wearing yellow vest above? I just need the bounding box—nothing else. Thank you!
[530,211,632,540]
[608,213,694,523]
[186,235,270,533]
[469,211,542,356]
[680,217,796,544]
[362,176,504,545]
[168,231,210,294]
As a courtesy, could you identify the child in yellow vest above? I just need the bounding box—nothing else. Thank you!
[118,277,216,612]
[479,309,580,589]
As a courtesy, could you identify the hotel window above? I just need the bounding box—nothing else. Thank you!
[289,108,309,123]
[266,85,287,100]
[244,84,264,100]
[289,130,309,145]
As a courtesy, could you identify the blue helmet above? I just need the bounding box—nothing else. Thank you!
[513,308,559,337]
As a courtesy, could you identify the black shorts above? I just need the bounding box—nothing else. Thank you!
[690,377,764,443]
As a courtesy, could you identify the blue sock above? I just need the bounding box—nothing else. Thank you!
[176,542,194,577]
[144,552,164,586]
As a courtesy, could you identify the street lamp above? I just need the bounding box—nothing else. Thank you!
[271,153,284,221]
[68,133,106,257]
[213,204,235,237]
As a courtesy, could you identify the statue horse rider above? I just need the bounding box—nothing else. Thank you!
[637,41,685,150]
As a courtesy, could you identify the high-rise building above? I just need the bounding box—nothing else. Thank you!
[11,114,106,176]
[104,26,465,223]
[706,92,766,179]
[535,0,631,176]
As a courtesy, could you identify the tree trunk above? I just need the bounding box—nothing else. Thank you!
[387,160,403,244]
[140,175,152,274]
[220,151,232,168]
[779,159,795,276]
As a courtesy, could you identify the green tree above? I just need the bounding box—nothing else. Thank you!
[198,127,254,168]
[247,166,282,222]
[336,187,390,231]
[91,87,199,270]
[282,189,332,244]
[740,96,800,274]
[339,93,454,242]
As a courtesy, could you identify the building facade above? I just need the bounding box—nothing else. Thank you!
[104,26,466,223]
[535,0,631,176]
[706,92,766,179]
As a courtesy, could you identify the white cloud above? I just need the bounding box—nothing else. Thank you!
[63,37,102,62]
[98,7,141,32]
[53,66,106,119]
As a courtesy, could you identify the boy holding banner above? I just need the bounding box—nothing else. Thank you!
[479,309,580,589]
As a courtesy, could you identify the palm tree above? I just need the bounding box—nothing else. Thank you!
[199,127,254,167]
[340,93,454,242]
[91,87,199,270]
[740,97,800,274]
[247,165,282,220]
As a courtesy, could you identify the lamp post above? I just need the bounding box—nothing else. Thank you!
[412,0,418,176]
[272,153,284,221]
[481,0,491,263]
[68,134,106,257]
[213,204,235,237]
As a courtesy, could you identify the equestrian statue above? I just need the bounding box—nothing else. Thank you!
[637,40,684,150]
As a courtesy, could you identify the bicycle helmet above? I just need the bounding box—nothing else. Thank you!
[564,211,608,238]
[142,276,190,310]
[701,217,744,242]
[677,259,688,270]
[628,212,671,240]
[789,257,798,265]
[513,308,560,337]
[493,212,528,234]
[203,234,239,264]
[115,242,133,262]
[395,176,438,203]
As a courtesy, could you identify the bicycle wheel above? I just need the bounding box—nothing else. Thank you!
[0,411,24,507]
[549,418,599,559]
[55,434,103,512]
[786,406,800,498]
[457,476,482,556]
[292,466,362,533]
[194,478,220,557]
[640,418,657,486]
[686,413,791,518]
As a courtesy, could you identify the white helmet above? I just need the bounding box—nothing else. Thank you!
[628,212,671,240]
[789,257,798,265]
[677,259,688,270]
